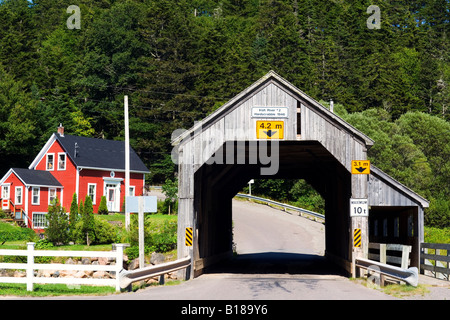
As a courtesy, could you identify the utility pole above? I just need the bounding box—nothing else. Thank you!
[124,95,130,230]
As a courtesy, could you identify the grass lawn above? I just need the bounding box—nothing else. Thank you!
[0,283,117,297]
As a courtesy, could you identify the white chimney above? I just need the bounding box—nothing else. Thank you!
[330,100,334,113]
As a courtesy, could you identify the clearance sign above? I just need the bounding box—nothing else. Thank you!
[256,121,284,139]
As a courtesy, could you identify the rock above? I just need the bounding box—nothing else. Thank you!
[65,258,75,265]
[92,271,106,278]
[74,271,87,278]
[150,252,165,265]
[98,257,109,265]
[59,270,77,277]
[52,271,60,278]
[128,258,139,270]
[81,257,91,265]
[13,271,26,277]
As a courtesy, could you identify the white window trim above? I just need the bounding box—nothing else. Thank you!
[46,153,55,171]
[2,184,10,199]
[32,187,40,205]
[32,212,48,229]
[48,188,57,205]
[57,152,66,171]
[129,186,135,197]
[15,186,23,205]
[88,183,97,205]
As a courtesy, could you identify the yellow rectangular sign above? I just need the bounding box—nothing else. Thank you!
[354,228,362,248]
[256,121,284,139]
[351,160,370,174]
[185,227,193,247]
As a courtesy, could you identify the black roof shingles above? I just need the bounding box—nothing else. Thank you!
[55,134,149,173]
[12,168,63,187]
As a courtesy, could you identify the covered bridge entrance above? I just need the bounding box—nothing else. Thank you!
[172,71,428,278]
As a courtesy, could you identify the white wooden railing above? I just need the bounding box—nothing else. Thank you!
[0,243,128,291]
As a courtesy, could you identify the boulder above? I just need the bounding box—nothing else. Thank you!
[128,258,139,270]
[150,252,165,265]
[98,257,109,265]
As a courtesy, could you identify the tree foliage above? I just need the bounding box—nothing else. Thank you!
[0,0,449,226]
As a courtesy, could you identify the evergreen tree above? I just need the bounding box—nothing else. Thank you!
[81,195,94,246]
[97,195,108,215]
[46,198,69,245]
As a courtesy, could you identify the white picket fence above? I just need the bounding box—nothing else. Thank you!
[0,242,128,291]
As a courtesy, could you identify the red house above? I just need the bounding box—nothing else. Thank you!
[0,125,149,230]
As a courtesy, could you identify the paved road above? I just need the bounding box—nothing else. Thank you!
[110,199,397,300]
[15,198,449,302]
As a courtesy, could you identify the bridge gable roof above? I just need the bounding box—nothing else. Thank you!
[172,70,374,147]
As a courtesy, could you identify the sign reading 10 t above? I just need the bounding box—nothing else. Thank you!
[350,199,368,217]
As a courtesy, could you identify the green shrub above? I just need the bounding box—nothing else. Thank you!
[97,196,109,215]
[93,217,119,244]
[46,199,69,245]
[149,220,177,252]
[73,216,119,245]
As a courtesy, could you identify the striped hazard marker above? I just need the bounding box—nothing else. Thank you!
[185,227,193,247]
[354,228,362,248]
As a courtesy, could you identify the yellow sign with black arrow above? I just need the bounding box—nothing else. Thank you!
[256,121,284,139]
[351,160,370,174]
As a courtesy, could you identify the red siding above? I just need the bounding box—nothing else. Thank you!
[79,169,145,213]
[1,171,63,228]
[34,139,77,211]
[26,137,146,214]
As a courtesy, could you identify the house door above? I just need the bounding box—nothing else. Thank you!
[106,186,120,212]
[2,185,10,210]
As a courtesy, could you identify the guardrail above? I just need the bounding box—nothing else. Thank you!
[355,258,418,287]
[0,242,127,291]
[421,243,450,281]
[235,193,325,221]
[118,257,191,289]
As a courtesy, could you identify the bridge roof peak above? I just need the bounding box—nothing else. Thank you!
[172,71,374,147]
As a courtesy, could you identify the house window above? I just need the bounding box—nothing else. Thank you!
[129,186,135,197]
[46,154,54,171]
[88,184,96,204]
[48,188,57,205]
[33,212,48,229]
[2,185,9,199]
[15,187,23,205]
[58,153,66,170]
[32,187,40,205]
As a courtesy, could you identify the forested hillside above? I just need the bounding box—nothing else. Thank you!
[0,0,449,226]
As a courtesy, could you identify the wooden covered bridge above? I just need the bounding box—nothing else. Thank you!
[172,71,429,278]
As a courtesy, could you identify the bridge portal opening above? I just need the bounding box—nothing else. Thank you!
[190,140,353,276]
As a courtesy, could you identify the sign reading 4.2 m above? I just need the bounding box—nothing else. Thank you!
[256,121,284,139]
[350,199,369,217]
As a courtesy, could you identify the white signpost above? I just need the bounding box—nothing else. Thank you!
[126,196,157,268]
[350,198,369,217]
